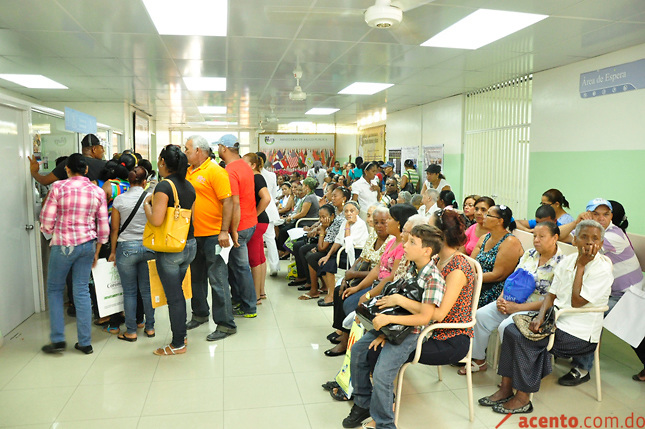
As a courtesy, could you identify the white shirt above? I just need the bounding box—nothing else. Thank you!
[307,168,327,189]
[351,177,379,213]
[425,178,450,192]
[549,252,613,342]
[335,217,369,267]
[261,168,280,223]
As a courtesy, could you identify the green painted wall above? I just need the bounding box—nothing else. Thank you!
[528,150,645,235]
[443,153,463,204]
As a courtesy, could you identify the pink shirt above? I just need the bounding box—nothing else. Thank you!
[378,239,405,280]
[40,176,109,246]
[464,223,479,256]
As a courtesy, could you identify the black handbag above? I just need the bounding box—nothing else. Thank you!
[356,277,424,345]
[347,259,372,288]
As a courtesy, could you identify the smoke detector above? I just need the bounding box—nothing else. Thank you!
[364,0,402,28]
[289,63,307,101]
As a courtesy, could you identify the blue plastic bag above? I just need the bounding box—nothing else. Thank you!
[502,268,536,303]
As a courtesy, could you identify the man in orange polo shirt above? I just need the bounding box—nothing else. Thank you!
[217,134,258,318]
[185,135,236,341]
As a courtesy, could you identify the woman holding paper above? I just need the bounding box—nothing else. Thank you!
[143,145,196,356]
[109,165,156,341]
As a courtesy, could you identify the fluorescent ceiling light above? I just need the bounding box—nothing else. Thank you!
[198,106,227,115]
[421,9,547,50]
[339,82,393,95]
[306,108,340,115]
[143,0,227,37]
[183,77,226,91]
[0,74,67,89]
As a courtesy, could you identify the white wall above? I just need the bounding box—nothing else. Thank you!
[532,42,645,153]
[335,133,358,163]
[386,106,422,149]
[421,96,463,155]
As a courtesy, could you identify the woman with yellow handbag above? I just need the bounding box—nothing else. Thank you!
[143,145,196,356]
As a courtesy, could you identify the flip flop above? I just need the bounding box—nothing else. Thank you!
[117,333,137,342]
[103,326,120,335]
[298,293,320,300]
[145,329,155,338]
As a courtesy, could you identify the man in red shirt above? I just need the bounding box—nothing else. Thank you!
[217,134,258,318]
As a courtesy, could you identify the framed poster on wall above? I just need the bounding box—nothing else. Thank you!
[388,148,402,176]
[423,145,444,172]
[133,112,150,159]
[359,125,385,161]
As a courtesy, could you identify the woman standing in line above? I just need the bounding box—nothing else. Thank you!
[399,159,420,194]
[143,145,196,356]
[40,154,109,355]
[243,153,272,305]
[421,163,451,194]
[109,165,156,341]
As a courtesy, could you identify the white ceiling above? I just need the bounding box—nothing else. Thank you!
[0,0,644,130]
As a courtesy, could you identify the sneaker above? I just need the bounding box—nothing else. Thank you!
[74,343,93,354]
[206,330,236,341]
[231,301,241,310]
[342,404,371,428]
[233,309,257,318]
[186,319,206,330]
[42,342,66,354]
[558,368,590,386]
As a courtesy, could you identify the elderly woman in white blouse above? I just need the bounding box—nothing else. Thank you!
[317,201,369,306]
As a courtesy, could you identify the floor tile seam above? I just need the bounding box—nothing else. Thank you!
[138,356,164,419]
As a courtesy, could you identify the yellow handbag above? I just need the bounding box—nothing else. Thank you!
[143,179,191,252]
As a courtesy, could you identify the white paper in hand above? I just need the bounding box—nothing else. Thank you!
[287,227,306,240]
[218,234,232,264]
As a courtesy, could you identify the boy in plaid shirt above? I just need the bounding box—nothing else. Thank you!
[343,224,445,429]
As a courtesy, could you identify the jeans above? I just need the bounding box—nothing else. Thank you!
[47,240,96,346]
[190,235,236,332]
[570,295,620,371]
[351,330,420,429]
[114,241,155,334]
[156,239,197,348]
[229,226,257,314]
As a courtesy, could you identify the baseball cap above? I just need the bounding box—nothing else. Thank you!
[216,134,239,148]
[586,198,613,212]
[425,164,441,174]
[382,161,394,168]
[81,134,101,147]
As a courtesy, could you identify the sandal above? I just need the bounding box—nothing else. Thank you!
[145,329,155,338]
[256,299,263,305]
[322,380,339,391]
[153,344,186,356]
[137,322,145,329]
[103,326,120,335]
[117,333,137,342]
[458,361,487,375]
[330,387,351,401]
[260,294,267,300]
[298,293,320,300]
[93,317,110,327]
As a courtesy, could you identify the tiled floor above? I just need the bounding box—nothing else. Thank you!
[1,261,644,428]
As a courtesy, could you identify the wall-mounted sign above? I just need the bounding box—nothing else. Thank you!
[64,107,97,134]
[579,58,645,98]
[258,133,335,149]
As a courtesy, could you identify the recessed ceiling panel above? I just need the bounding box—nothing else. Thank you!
[557,0,645,22]
[229,0,306,38]
[226,37,292,62]
[56,0,158,34]
[23,31,113,58]
[161,36,227,60]
[90,33,170,59]
[335,43,414,66]
[0,0,82,32]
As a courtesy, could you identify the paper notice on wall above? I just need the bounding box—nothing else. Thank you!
[423,145,444,173]
[400,147,419,168]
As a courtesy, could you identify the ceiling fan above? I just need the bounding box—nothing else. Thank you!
[264,0,436,29]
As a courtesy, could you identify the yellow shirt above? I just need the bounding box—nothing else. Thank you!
[186,159,232,237]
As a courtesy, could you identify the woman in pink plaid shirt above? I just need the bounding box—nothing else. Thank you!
[40,153,110,355]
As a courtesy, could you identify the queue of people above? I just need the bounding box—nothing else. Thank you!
[31,143,644,425]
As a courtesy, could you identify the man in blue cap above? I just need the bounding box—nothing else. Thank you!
[217,134,258,318]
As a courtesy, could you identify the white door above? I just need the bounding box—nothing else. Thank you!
[0,104,36,335]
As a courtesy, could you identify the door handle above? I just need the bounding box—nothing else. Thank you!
[25,225,34,230]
